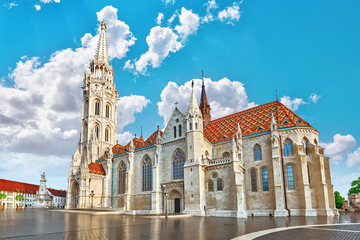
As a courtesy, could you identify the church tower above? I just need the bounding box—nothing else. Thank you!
[80,20,118,166]
[199,72,211,127]
[184,80,206,216]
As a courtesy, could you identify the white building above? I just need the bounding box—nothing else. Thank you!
[66,20,338,217]
[0,179,38,208]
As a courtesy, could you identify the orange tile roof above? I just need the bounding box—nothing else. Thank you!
[88,162,106,175]
[0,179,39,194]
[47,188,66,197]
[204,101,311,143]
[111,130,163,156]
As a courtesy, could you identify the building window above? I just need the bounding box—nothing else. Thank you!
[262,168,269,191]
[217,180,223,191]
[284,139,293,156]
[195,122,198,129]
[105,127,110,142]
[178,124,182,137]
[254,144,262,161]
[119,161,126,194]
[174,126,177,138]
[287,165,295,190]
[302,138,309,155]
[95,100,100,115]
[94,124,100,139]
[105,104,110,118]
[251,169,257,192]
[173,149,185,180]
[208,180,214,191]
[142,156,152,191]
[189,122,192,130]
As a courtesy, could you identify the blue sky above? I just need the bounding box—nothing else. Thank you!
[0,0,359,197]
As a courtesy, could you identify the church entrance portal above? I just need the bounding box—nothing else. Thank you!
[174,198,180,213]
[71,181,80,209]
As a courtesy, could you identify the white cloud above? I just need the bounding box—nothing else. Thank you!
[0,6,142,190]
[162,0,175,5]
[280,96,307,111]
[116,131,134,146]
[35,4,41,11]
[321,134,357,164]
[332,171,360,198]
[347,147,360,168]
[202,0,218,23]
[3,2,18,9]
[40,0,60,3]
[117,95,150,132]
[309,93,321,103]
[156,13,164,25]
[218,2,241,25]
[126,26,182,74]
[168,13,177,24]
[175,8,200,39]
[157,77,255,126]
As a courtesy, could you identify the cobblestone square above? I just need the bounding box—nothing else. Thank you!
[1,209,360,239]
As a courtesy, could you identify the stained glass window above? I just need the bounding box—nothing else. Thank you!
[284,139,293,156]
[217,180,223,191]
[119,161,126,194]
[254,145,262,161]
[287,165,295,190]
[142,156,152,191]
[251,169,257,192]
[173,150,185,180]
[262,168,269,191]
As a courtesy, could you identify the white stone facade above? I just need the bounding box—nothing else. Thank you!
[66,20,338,218]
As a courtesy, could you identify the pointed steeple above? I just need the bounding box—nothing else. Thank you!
[199,71,211,127]
[188,80,201,115]
[95,20,109,64]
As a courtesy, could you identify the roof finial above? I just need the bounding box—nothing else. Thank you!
[276,90,278,102]
[192,80,194,88]
[157,125,160,131]
[141,127,143,137]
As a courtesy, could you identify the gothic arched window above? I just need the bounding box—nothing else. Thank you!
[195,122,198,129]
[287,165,295,190]
[189,122,192,130]
[254,144,262,161]
[105,127,110,142]
[95,100,100,115]
[284,139,293,156]
[94,124,100,139]
[208,180,214,191]
[142,156,152,191]
[105,104,110,118]
[119,161,126,194]
[251,169,257,192]
[262,168,269,191]
[174,126,177,138]
[173,149,185,180]
[178,124,182,137]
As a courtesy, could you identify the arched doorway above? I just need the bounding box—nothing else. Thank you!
[70,181,80,209]
[169,190,182,213]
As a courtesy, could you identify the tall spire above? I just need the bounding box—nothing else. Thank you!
[188,79,201,115]
[199,71,211,127]
[95,20,109,63]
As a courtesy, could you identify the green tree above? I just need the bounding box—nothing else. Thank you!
[15,195,24,201]
[334,191,345,209]
[348,177,360,195]
[0,193,6,204]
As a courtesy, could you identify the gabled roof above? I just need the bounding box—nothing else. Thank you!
[204,101,311,143]
[111,130,163,156]
[48,188,66,198]
[88,162,106,175]
[0,179,39,194]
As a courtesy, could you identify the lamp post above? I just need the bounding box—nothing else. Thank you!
[164,191,168,219]
[90,190,95,210]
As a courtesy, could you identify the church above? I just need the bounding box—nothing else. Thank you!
[66,20,338,217]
